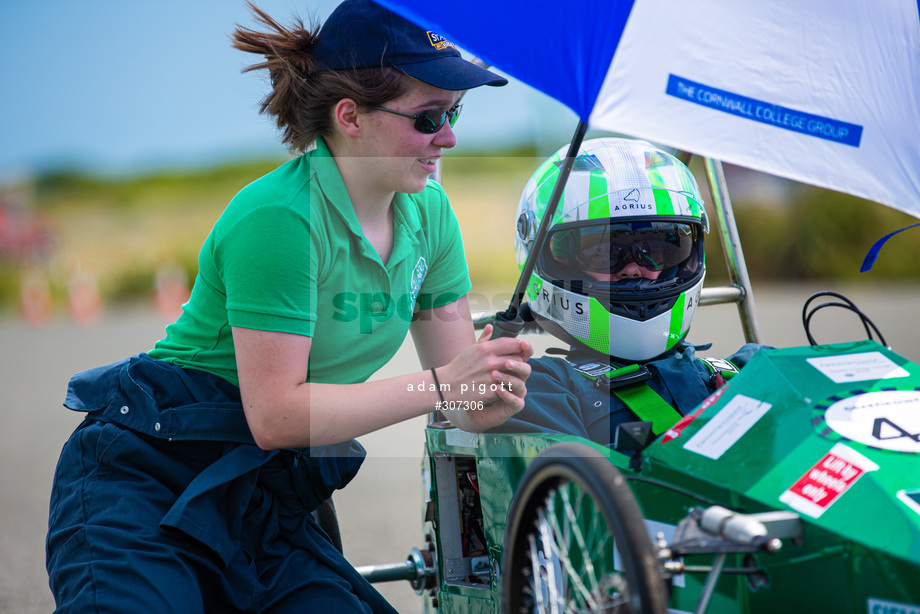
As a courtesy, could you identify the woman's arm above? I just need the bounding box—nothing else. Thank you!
[409,295,533,432]
[410,294,478,370]
[234,300,531,450]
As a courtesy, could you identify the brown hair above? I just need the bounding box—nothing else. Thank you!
[230,2,412,152]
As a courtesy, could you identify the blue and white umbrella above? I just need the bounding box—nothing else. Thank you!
[377,0,920,219]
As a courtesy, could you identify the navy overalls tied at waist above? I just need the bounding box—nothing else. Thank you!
[47,353,396,613]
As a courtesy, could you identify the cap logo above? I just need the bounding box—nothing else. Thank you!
[427,32,456,50]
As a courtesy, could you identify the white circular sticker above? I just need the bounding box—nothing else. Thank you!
[825,391,920,453]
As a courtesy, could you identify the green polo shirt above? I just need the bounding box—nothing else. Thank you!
[149,138,471,386]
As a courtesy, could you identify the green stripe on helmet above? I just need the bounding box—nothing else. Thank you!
[687,195,705,221]
[533,154,562,220]
[648,165,677,215]
[588,171,610,219]
[652,188,676,215]
[590,297,610,354]
[525,274,543,301]
[666,292,687,350]
[571,297,609,354]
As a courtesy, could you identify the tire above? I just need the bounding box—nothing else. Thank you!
[312,497,344,554]
[502,442,667,614]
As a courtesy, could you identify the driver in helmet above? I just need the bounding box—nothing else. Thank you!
[491,137,768,446]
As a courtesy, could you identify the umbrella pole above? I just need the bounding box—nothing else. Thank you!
[491,121,589,339]
[702,158,764,345]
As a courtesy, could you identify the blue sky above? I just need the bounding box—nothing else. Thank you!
[0,0,575,181]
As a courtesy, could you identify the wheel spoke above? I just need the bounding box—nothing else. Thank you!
[504,445,666,614]
[543,489,600,611]
[528,484,637,614]
[537,502,564,614]
[560,485,600,592]
[529,533,549,613]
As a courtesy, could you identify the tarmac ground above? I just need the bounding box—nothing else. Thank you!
[2,282,918,613]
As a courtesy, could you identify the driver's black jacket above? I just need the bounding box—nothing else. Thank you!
[490,342,767,446]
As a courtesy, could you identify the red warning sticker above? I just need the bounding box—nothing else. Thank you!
[779,443,879,518]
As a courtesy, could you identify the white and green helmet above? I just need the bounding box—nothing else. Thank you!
[515,137,709,363]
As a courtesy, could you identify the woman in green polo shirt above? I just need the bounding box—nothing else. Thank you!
[46,1,531,612]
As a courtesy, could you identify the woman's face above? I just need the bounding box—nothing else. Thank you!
[358,81,463,195]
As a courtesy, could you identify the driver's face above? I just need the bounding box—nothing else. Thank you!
[584,262,661,282]
[577,241,661,282]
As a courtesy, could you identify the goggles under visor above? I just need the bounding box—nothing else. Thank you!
[374,104,462,134]
[547,221,697,275]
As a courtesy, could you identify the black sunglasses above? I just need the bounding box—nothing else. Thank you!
[373,104,462,134]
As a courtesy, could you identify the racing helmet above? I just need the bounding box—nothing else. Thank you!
[514,137,709,362]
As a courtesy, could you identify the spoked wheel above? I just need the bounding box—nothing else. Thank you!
[503,443,667,614]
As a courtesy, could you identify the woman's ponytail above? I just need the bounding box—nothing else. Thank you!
[231,2,411,152]
[231,2,320,150]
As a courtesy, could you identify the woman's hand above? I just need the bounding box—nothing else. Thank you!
[435,324,533,432]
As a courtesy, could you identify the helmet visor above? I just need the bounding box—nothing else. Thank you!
[546,221,698,277]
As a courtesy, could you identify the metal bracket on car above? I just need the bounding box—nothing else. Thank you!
[658,506,803,614]
[356,546,437,593]
[666,506,802,557]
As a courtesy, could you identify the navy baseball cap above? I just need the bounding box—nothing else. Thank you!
[312,0,507,91]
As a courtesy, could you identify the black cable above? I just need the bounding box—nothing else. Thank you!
[804,302,870,344]
[801,291,887,348]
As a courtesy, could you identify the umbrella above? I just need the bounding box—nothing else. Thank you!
[376,0,920,219]
[376,0,920,339]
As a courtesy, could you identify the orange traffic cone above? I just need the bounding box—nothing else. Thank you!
[156,262,190,321]
[20,267,52,327]
[68,269,103,326]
